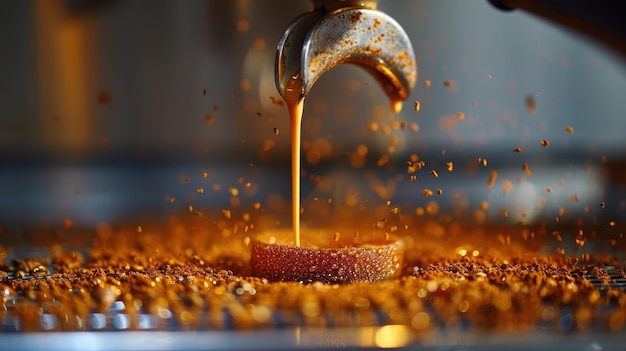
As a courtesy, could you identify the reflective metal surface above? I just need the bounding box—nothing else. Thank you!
[1,329,626,351]
[276,5,417,110]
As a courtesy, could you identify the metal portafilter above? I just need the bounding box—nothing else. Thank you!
[275,0,418,112]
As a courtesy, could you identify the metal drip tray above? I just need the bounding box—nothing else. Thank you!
[585,266,626,292]
[1,329,626,351]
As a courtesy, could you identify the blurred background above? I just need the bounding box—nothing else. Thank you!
[0,0,625,237]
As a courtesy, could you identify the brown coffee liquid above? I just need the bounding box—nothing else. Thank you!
[288,100,304,247]
[284,75,304,247]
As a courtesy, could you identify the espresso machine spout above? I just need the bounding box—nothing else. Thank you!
[275,0,417,112]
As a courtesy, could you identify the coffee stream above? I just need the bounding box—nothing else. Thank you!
[284,75,304,247]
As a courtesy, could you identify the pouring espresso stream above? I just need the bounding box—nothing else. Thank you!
[275,0,417,247]
[283,76,305,247]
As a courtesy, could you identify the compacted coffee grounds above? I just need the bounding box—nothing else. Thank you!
[250,230,404,284]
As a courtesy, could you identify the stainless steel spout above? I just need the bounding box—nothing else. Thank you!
[275,0,417,112]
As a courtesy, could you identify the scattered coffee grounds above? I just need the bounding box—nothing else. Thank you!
[1,217,625,333]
